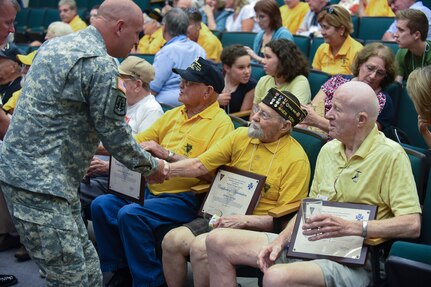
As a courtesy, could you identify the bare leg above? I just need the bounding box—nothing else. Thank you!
[162,227,196,287]
[263,261,325,287]
[190,233,209,287]
[205,228,269,287]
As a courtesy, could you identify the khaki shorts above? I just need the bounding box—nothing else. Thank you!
[265,232,372,287]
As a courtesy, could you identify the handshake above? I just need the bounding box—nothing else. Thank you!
[141,140,173,184]
[146,159,170,184]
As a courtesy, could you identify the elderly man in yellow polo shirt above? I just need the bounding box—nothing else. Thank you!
[162,88,310,287]
[136,8,166,54]
[280,0,310,34]
[58,0,87,32]
[205,81,421,287]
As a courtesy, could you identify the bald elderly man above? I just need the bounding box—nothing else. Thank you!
[205,81,422,287]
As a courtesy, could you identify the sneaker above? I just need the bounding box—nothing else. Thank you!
[0,274,17,287]
[39,269,46,279]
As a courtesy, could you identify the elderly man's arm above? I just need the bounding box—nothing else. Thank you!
[169,157,209,178]
[303,213,421,240]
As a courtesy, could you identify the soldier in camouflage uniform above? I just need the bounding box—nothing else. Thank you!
[0,1,168,286]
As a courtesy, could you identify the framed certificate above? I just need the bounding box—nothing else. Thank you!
[288,199,377,266]
[108,157,145,204]
[199,166,266,217]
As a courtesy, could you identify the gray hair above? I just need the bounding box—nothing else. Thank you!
[58,0,77,10]
[163,8,188,37]
[0,0,20,12]
[47,21,74,37]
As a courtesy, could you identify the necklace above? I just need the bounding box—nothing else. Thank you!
[411,42,429,70]
[248,138,281,176]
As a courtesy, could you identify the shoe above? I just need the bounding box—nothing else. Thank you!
[105,268,132,287]
[39,269,46,279]
[0,274,17,287]
[14,245,30,262]
[0,234,20,252]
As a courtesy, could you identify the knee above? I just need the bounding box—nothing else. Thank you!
[205,228,230,254]
[162,227,192,256]
[263,265,290,287]
[190,234,207,263]
[90,194,112,218]
[117,204,137,226]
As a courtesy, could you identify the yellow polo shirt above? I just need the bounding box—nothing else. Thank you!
[253,75,311,105]
[280,2,310,34]
[365,0,395,17]
[137,26,166,55]
[69,15,87,32]
[135,101,234,195]
[199,128,310,215]
[310,127,421,220]
[312,35,363,75]
[198,23,223,63]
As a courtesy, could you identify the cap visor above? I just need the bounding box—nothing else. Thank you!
[172,68,201,83]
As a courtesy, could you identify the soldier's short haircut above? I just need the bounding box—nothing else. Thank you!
[163,8,189,38]
[58,0,77,10]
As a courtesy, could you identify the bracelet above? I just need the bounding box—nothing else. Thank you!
[166,150,175,162]
[361,220,368,238]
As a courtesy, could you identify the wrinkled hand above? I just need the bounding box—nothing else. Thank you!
[86,157,109,177]
[257,240,284,272]
[300,104,320,126]
[418,115,431,136]
[140,140,168,160]
[302,214,350,241]
[218,92,232,107]
[213,215,247,229]
[146,159,169,184]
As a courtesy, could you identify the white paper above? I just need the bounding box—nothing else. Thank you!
[109,157,142,200]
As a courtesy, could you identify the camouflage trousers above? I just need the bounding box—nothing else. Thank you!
[0,181,102,287]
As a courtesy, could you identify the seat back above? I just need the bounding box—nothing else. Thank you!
[27,8,46,31]
[159,103,176,113]
[403,146,429,205]
[386,253,431,287]
[383,81,402,117]
[129,53,155,64]
[291,127,327,185]
[351,15,359,38]
[293,35,310,58]
[251,62,266,82]
[221,32,257,48]
[308,37,325,65]
[229,115,249,129]
[44,9,61,30]
[357,17,395,41]
[307,69,331,99]
[211,30,222,39]
[365,39,399,55]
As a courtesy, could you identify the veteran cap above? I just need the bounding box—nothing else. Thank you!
[16,50,37,66]
[262,88,307,126]
[144,8,163,23]
[0,43,22,63]
[119,56,155,84]
[172,57,224,94]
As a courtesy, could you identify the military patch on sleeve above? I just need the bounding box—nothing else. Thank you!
[117,77,126,95]
[114,95,126,116]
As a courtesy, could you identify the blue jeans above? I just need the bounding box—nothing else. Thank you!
[91,188,199,287]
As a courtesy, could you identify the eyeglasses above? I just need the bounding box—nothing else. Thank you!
[180,79,203,87]
[254,14,267,21]
[324,6,338,16]
[364,64,386,78]
[252,105,273,120]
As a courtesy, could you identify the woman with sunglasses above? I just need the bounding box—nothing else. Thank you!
[253,38,311,105]
[245,0,293,64]
[312,5,363,75]
[302,42,396,133]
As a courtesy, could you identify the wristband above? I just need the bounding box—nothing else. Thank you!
[361,220,368,238]
[166,150,175,162]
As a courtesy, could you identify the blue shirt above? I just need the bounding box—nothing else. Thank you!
[252,27,293,57]
[200,8,233,32]
[150,35,206,106]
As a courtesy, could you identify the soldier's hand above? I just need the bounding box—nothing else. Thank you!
[146,159,169,184]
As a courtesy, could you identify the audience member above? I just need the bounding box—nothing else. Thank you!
[0,43,22,105]
[29,21,73,49]
[253,39,311,105]
[358,0,395,16]
[205,81,421,287]
[218,44,256,113]
[394,9,431,82]
[246,0,293,64]
[91,57,234,287]
[58,0,87,32]
[88,4,99,25]
[225,0,260,32]
[302,42,396,132]
[80,55,164,221]
[0,1,168,286]
[297,0,329,37]
[187,10,223,62]
[162,87,310,287]
[279,0,310,34]
[383,0,431,41]
[406,66,431,148]
[150,8,206,106]
[200,0,232,31]
[136,9,166,54]
[312,5,363,75]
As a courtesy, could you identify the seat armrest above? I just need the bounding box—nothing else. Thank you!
[230,110,251,119]
[190,184,210,193]
[268,201,301,218]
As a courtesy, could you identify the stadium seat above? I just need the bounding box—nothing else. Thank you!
[307,69,331,99]
[357,17,395,41]
[43,9,61,30]
[308,37,325,65]
[14,7,29,43]
[383,81,402,117]
[26,8,47,42]
[293,35,310,57]
[129,53,155,64]
[365,39,399,55]
[220,32,257,49]
[351,15,359,38]
[250,62,266,82]
[211,30,222,39]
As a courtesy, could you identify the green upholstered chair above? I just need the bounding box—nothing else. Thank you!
[220,32,257,49]
[307,69,331,99]
[293,35,310,58]
[357,17,395,41]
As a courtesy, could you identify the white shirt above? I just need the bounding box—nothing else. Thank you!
[225,4,261,33]
[126,94,164,136]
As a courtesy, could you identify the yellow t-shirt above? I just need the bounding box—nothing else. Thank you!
[3,89,20,113]
[365,0,395,17]
[69,15,87,32]
[137,26,166,55]
[198,23,223,63]
[280,2,310,34]
[312,35,363,75]
[253,75,311,104]
[134,101,234,195]
[199,128,310,215]
[310,127,421,220]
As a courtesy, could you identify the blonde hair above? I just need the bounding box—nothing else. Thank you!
[317,4,353,35]
[407,66,431,119]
